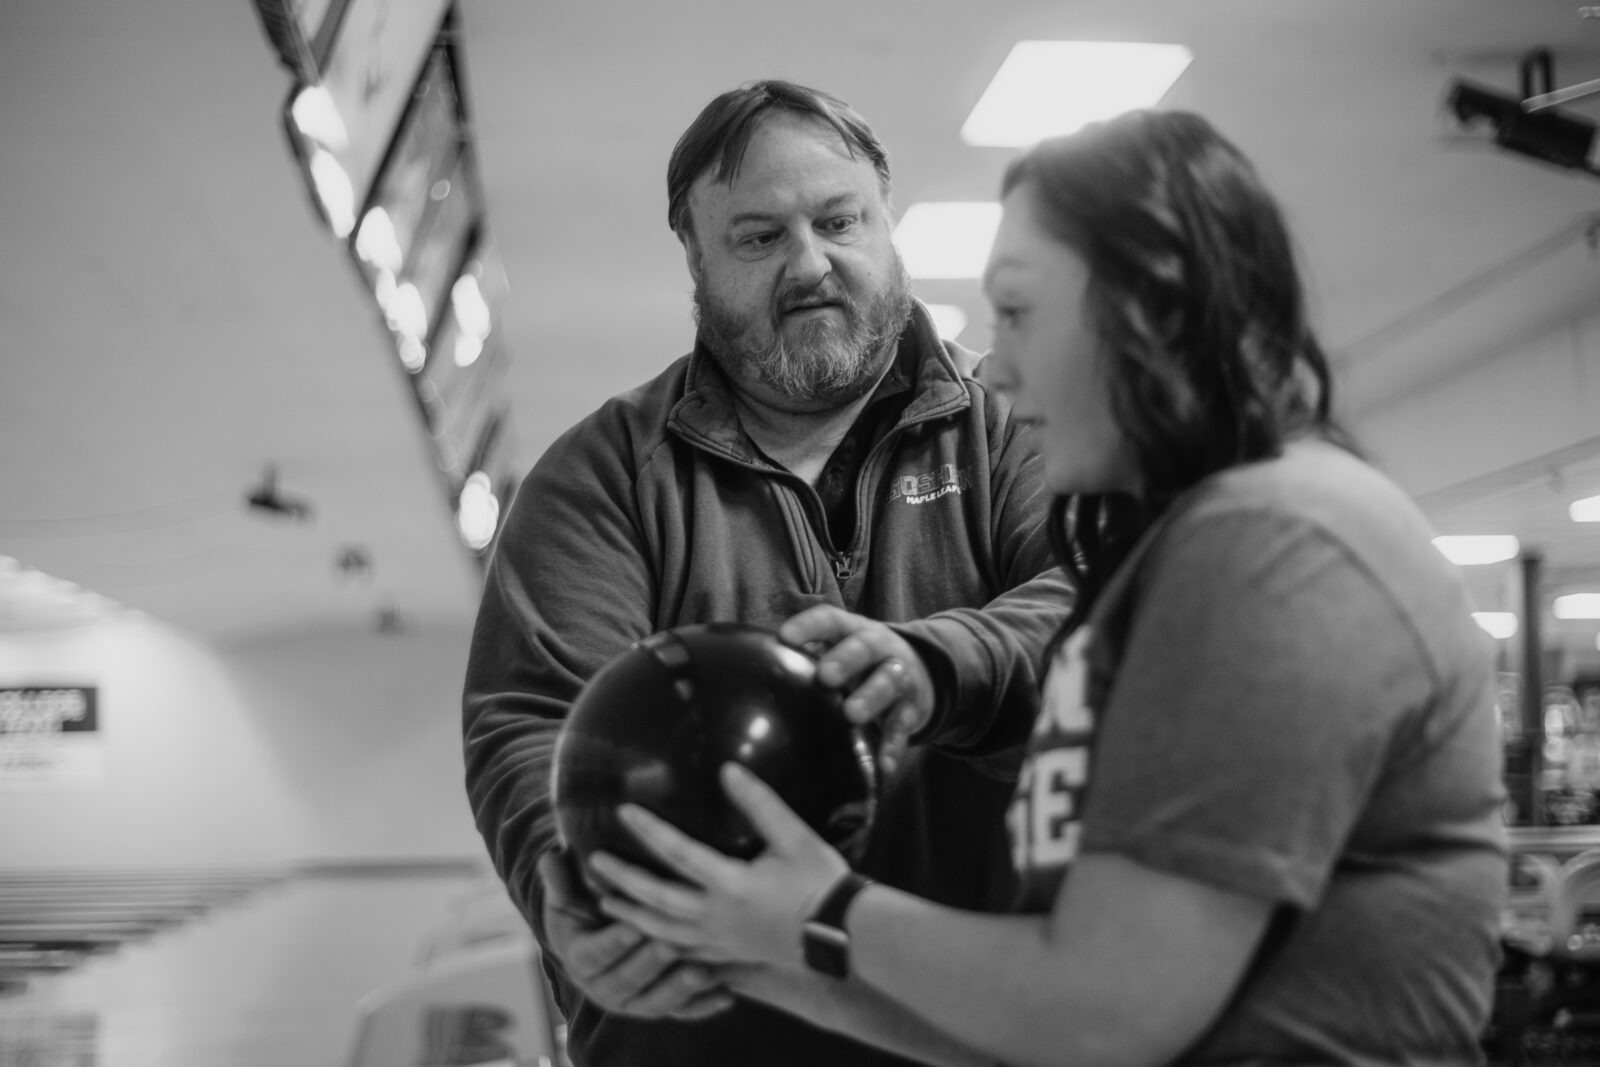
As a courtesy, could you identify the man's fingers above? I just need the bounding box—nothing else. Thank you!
[777,608,932,728]
[626,961,729,1019]
[587,933,682,1007]
[813,628,886,690]
[539,847,582,906]
[877,703,916,777]
[841,655,913,722]
[541,847,724,1019]
[668,985,738,1021]
[883,697,924,744]
[562,918,728,1018]
[539,847,604,934]
[777,604,857,649]
[804,620,925,704]
[562,919,649,980]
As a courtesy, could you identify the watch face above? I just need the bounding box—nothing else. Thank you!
[803,920,851,977]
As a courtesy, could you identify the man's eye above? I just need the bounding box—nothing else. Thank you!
[822,215,858,234]
[741,232,779,248]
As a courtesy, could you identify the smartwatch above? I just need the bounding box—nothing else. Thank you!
[802,871,874,977]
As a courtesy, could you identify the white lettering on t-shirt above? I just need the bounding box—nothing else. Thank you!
[1010,629,1096,873]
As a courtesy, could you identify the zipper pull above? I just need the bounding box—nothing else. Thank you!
[832,553,854,582]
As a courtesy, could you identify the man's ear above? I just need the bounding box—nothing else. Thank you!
[680,229,704,282]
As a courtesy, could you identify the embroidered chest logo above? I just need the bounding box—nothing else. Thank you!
[887,463,971,505]
[1008,627,1096,873]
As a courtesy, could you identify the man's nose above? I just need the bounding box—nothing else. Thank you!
[784,229,831,287]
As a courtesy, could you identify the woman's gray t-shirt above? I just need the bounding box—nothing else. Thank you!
[1008,439,1507,1065]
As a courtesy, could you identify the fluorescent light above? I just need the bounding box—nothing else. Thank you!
[1432,535,1520,566]
[1571,494,1600,522]
[457,471,501,552]
[454,332,484,368]
[308,149,355,238]
[1472,612,1519,639]
[961,41,1193,147]
[1553,593,1600,620]
[925,304,969,340]
[451,275,491,340]
[290,84,349,151]
[355,208,403,274]
[894,203,1001,279]
[397,335,426,373]
[384,282,428,340]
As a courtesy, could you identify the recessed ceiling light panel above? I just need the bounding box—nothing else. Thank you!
[1554,593,1600,620]
[924,304,969,341]
[1432,535,1520,566]
[1570,494,1600,522]
[893,203,1002,280]
[1471,612,1519,640]
[962,40,1193,147]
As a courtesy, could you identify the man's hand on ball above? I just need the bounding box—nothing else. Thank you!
[779,605,935,774]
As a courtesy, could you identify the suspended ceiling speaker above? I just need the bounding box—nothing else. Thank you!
[245,466,313,521]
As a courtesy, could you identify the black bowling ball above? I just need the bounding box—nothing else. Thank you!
[552,622,878,882]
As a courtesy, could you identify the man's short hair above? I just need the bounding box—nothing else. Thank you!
[666,79,892,237]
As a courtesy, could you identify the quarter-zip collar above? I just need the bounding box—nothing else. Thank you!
[666,301,973,464]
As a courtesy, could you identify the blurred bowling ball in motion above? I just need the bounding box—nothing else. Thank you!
[551,622,878,883]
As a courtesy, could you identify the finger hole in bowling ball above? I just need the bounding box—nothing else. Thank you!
[552,623,879,884]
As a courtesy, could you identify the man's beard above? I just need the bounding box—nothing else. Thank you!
[693,257,914,411]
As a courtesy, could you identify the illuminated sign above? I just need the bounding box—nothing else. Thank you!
[0,685,103,791]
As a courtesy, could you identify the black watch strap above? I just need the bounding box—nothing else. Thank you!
[802,871,874,977]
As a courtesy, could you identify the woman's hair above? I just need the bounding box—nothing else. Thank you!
[1003,110,1350,633]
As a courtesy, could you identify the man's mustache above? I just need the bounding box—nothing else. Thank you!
[775,283,855,317]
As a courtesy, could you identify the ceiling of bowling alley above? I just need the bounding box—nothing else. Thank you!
[1,0,1598,656]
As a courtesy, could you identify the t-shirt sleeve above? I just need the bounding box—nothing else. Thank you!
[1077,508,1436,910]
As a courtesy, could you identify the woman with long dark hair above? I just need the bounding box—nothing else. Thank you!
[588,110,1508,1067]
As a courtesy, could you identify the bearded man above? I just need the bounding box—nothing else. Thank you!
[462,80,1071,1067]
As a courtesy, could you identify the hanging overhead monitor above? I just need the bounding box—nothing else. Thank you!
[313,0,454,211]
[250,0,338,81]
[352,44,465,279]
[415,233,507,428]
[402,146,482,347]
[349,40,485,369]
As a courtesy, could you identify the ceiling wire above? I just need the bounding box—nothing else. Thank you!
[1414,433,1600,512]
[62,543,333,589]
[0,491,242,539]
[1337,211,1600,369]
